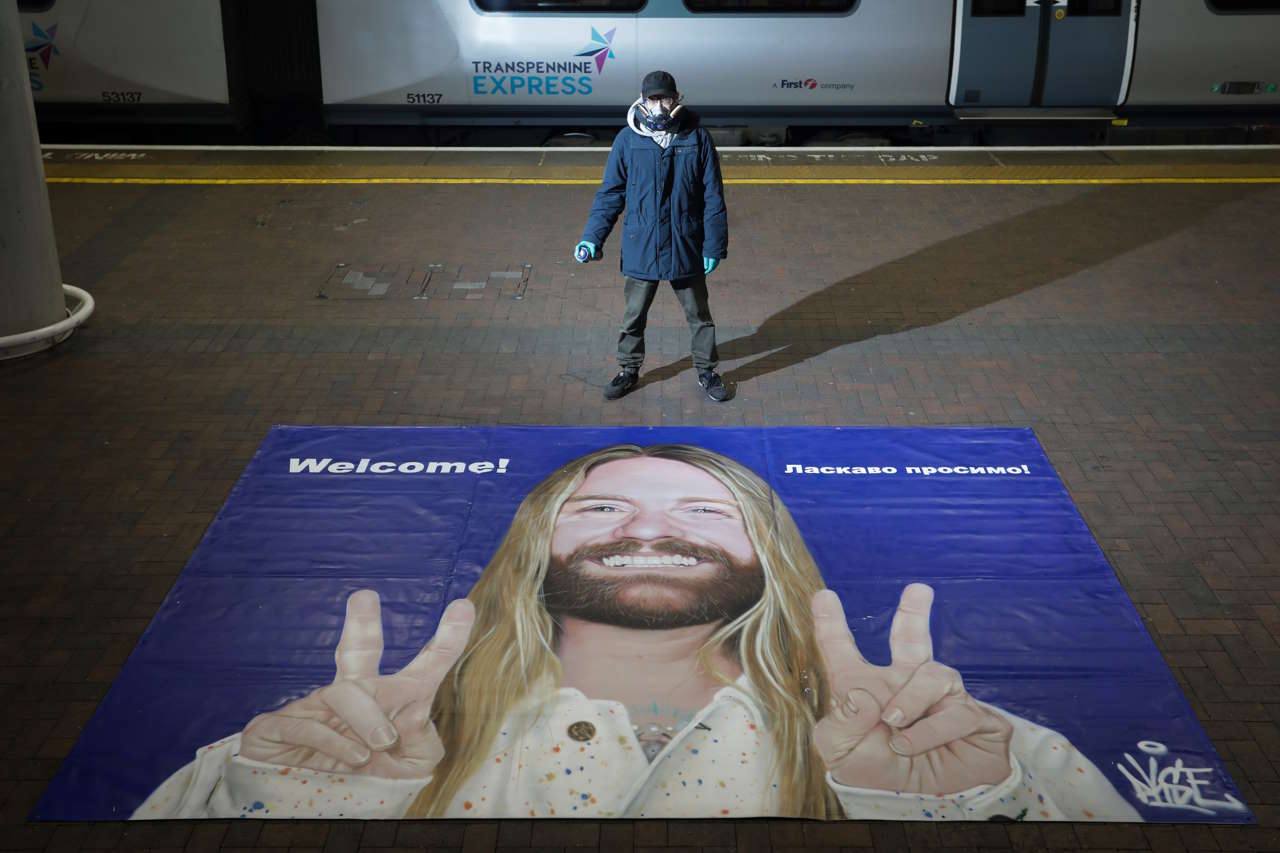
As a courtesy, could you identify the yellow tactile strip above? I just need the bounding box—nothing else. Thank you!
[41,159,1280,185]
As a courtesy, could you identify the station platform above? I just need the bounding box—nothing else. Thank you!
[1,145,1279,851]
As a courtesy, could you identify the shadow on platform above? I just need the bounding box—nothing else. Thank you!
[640,184,1257,393]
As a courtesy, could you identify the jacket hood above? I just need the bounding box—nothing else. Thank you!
[626,98,700,139]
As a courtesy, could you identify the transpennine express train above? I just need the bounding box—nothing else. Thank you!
[19,0,1280,144]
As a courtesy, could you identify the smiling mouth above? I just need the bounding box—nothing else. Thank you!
[598,554,700,568]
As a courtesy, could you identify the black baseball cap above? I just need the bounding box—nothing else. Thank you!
[642,70,678,99]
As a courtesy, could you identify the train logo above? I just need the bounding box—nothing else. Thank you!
[24,22,59,69]
[778,78,819,90]
[574,27,617,74]
[24,22,60,93]
[470,27,617,97]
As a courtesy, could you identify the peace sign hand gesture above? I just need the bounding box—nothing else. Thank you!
[240,590,474,780]
[812,584,1013,795]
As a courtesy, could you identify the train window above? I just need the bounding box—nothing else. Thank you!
[474,0,646,11]
[17,1,57,11]
[1067,0,1122,14]
[684,0,857,12]
[972,0,1025,16]
[1206,0,1280,11]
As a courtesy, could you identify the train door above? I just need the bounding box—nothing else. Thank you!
[949,0,1138,108]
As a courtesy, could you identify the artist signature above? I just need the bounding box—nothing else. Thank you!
[1116,741,1247,816]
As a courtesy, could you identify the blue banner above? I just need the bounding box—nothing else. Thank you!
[34,427,1250,822]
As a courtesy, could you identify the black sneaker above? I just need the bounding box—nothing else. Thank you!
[603,368,639,400]
[698,370,729,402]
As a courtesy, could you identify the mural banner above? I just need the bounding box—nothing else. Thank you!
[34,427,1250,822]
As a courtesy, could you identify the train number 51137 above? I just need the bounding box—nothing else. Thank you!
[406,92,443,105]
[101,90,143,103]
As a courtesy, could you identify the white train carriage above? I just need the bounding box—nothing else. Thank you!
[313,0,1280,124]
[19,0,229,107]
[17,0,1280,136]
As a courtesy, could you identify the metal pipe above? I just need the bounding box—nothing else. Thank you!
[0,285,94,357]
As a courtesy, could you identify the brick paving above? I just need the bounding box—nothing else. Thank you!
[1,173,1278,852]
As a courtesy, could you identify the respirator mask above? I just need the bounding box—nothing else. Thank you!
[640,97,683,133]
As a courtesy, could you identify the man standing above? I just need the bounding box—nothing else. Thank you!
[134,445,1138,821]
[575,71,729,403]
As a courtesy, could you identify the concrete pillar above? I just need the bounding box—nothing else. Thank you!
[1,0,68,359]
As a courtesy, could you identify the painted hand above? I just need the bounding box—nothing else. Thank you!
[703,257,719,275]
[241,590,474,779]
[574,241,598,263]
[811,585,1013,795]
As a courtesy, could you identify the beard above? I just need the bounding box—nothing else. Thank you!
[541,537,766,630]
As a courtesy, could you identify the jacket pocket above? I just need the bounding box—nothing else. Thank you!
[674,146,698,195]
[680,214,704,245]
[676,214,705,277]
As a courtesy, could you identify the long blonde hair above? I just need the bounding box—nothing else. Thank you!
[406,444,839,818]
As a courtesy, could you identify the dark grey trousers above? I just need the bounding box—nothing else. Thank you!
[617,275,719,372]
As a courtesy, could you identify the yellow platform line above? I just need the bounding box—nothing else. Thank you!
[45,176,1280,186]
[43,158,1280,185]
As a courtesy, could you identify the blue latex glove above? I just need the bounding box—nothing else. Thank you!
[704,257,720,275]
[574,241,598,263]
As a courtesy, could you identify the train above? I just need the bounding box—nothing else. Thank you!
[19,0,1280,146]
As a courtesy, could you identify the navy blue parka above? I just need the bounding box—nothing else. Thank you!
[581,112,728,282]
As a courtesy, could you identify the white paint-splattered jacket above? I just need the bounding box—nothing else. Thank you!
[134,682,1140,821]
